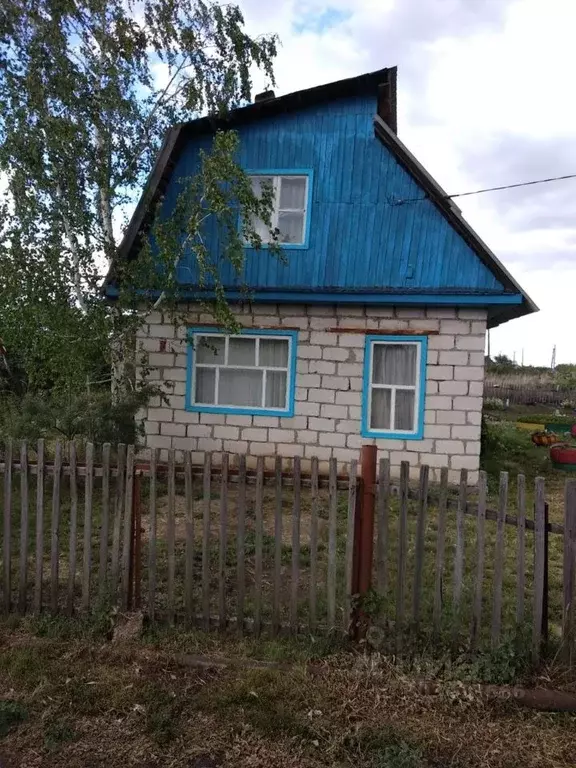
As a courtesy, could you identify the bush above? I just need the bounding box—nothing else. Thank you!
[0,386,159,445]
[484,396,506,410]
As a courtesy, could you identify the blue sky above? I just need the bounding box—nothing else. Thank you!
[236,0,576,366]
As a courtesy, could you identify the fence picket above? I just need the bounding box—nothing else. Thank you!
[309,456,319,633]
[217,453,228,631]
[563,480,576,657]
[412,464,429,631]
[166,448,176,624]
[290,456,302,632]
[327,457,338,629]
[491,471,508,647]
[67,443,78,616]
[50,442,63,613]
[120,445,135,612]
[453,468,468,626]
[344,460,358,632]
[81,443,94,611]
[396,461,409,652]
[516,474,526,626]
[471,471,487,648]
[273,456,282,635]
[184,450,194,625]
[98,443,111,598]
[110,444,126,595]
[34,439,45,614]
[202,452,212,630]
[533,477,546,661]
[3,439,12,614]
[237,455,247,634]
[254,456,264,636]
[376,458,390,597]
[433,467,448,634]
[148,448,158,623]
[18,441,29,613]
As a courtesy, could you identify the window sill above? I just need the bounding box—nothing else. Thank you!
[243,241,310,251]
[186,404,295,418]
[361,429,424,441]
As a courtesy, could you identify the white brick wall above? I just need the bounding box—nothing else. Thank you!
[136,304,487,484]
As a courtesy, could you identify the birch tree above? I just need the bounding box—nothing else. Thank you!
[0,0,277,392]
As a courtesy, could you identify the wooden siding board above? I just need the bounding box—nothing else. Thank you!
[158,95,507,295]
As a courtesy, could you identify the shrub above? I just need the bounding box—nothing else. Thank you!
[0,386,160,445]
[484,396,506,410]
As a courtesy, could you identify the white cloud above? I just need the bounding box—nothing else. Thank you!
[240,0,576,366]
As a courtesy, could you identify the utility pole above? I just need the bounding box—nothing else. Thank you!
[521,348,524,367]
[551,345,557,371]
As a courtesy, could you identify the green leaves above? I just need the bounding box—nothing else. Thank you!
[0,0,277,393]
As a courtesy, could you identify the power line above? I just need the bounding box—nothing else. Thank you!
[448,172,576,200]
[392,171,576,206]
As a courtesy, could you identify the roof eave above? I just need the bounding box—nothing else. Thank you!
[373,115,539,322]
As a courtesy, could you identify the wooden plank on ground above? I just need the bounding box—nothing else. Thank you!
[433,467,448,634]
[3,439,12,613]
[110,444,126,595]
[18,441,29,613]
[67,443,78,616]
[236,454,247,634]
[344,460,358,633]
[491,471,508,647]
[327,457,338,629]
[34,439,45,614]
[202,452,212,631]
[396,461,410,653]
[273,456,282,635]
[120,445,135,612]
[290,456,302,632]
[453,468,468,623]
[254,456,265,636]
[217,453,228,631]
[412,464,429,631]
[50,442,63,614]
[166,448,176,624]
[184,450,194,625]
[376,458,390,596]
[98,443,111,598]
[148,448,158,623]
[471,470,487,648]
[533,477,546,662]
[81,442,94,611]
[516,474,526,626]
[309,456,319,633]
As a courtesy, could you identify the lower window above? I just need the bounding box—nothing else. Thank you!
[362,335,427,439]
[186,328,298,416]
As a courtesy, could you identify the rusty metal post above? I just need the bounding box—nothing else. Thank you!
[351,444,377,639]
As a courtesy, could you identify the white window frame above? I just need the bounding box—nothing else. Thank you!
[188,330,297,416]
[362,336,427,440]
[245,172,310,247]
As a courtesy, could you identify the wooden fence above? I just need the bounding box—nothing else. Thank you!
[485,383,576,407]
[1,440,576,663]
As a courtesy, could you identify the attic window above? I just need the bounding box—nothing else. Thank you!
[244,171,312,249]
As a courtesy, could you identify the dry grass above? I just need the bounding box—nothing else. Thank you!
[0,622,575,768]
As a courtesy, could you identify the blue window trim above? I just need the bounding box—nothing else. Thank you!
[242,169,313,250]
[185,327,299,417]
[361,335,428,441]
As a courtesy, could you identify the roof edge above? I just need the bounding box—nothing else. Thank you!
[373,114,538,325]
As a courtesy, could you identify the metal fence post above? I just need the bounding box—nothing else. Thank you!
[351,444,377,639]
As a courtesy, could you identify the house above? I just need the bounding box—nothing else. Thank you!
[109,67,536,484]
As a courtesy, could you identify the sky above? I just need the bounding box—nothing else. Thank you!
[237,0,576,367]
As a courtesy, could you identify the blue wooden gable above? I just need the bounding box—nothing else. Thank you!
[111,68,536,326]
[164,95,504,294]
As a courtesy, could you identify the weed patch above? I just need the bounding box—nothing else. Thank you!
[0,700,27,738]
